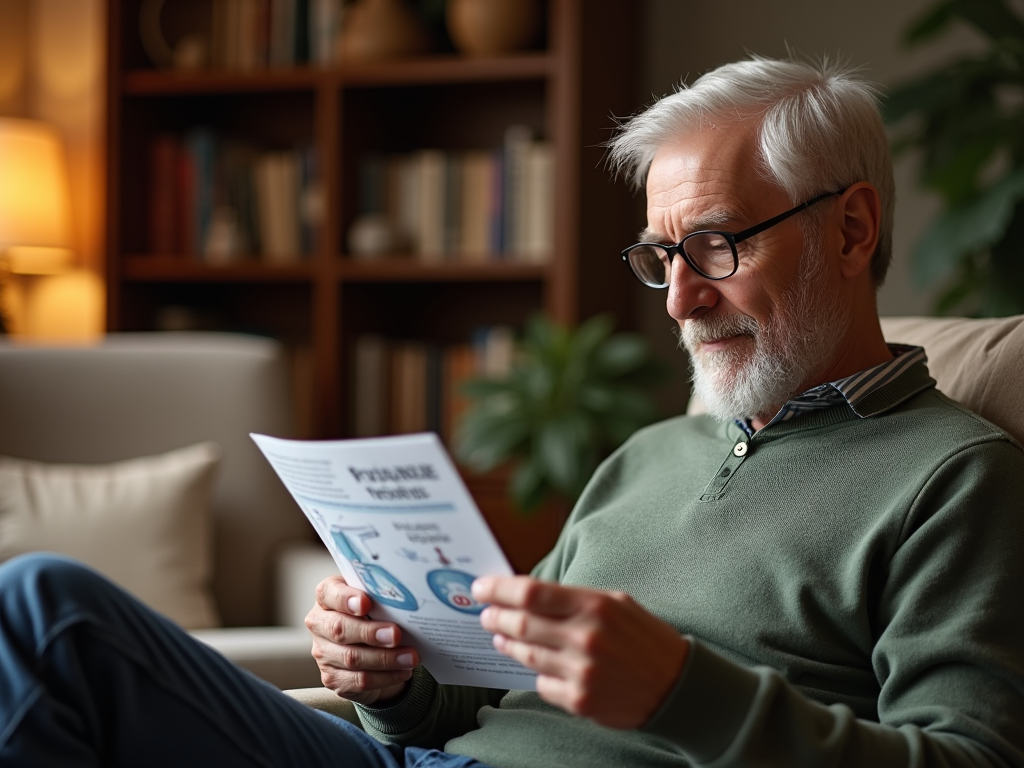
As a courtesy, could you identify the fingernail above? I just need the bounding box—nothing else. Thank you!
[471,578,489,600]
[347,596,362,613]
[396,652,414,668]
[375,627,395,645]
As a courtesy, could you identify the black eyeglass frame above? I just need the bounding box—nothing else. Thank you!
[621,187,848,287]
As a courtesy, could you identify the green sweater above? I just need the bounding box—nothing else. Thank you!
[358,362,1024,767]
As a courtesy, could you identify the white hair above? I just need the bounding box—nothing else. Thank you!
[607,56,896,285]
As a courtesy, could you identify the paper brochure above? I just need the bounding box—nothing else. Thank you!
[251,431,537,690]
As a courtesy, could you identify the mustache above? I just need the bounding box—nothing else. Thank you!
[677,314,759,351]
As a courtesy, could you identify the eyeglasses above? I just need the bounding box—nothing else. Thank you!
[620,188,847,288]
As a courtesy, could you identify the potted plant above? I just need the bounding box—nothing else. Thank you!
[885,0,1024,316]
[454,313,668,513]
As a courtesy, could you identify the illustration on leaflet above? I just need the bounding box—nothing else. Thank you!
[330,525,419,611]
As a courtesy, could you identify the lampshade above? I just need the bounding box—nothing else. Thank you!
[0,118,74,274]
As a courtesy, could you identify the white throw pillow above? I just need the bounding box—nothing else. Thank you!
[0,442,222,629]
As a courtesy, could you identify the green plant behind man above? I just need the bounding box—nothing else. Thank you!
[454,314,669,513]
[885,0,1024,316]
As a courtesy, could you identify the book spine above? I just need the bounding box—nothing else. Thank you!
[522,141,554,263]
[185,128,217,260]
[352,334,390,437]
[148,134,179,255]
[176,142,196,260]
[501,124,532,258]
[416,149,446,262]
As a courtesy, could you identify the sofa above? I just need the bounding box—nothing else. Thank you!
[0,332,339,690]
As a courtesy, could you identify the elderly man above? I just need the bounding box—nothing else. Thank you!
[1,57,1023,768]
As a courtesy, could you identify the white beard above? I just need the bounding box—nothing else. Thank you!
[680,242,849,422]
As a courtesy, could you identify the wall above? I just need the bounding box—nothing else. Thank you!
[0,0,105,339]
[632,0,986,413]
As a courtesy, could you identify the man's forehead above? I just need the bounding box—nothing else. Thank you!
[643,124,781,239]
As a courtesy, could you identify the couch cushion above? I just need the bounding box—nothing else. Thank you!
[0,333,310,628]
[0,442,222,629]
[880,315,1024,445]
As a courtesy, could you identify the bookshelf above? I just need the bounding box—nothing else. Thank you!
[105,0,640,571]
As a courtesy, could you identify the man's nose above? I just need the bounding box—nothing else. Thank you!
[666,255,719,322]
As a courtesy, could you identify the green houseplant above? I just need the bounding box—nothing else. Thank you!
[885,0,1024,316]
[454,314,668,513]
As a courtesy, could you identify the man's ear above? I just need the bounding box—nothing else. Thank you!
[835,183,880,279]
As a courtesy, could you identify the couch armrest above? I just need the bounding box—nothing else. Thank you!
[275,541,340,627]
[190,627,322,690]
[284,687,362,726]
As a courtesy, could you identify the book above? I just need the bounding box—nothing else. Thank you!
[250,431,537,690]
[184,128,217,259]
[441,343,478,444]
[501,124,532,258]
[390,342,428,434]
[148,134,179,255]
[415,149,447,262]
[352,334,390,437]
[521,141,554,263]
[254,150,301,263]
[458,151,493,261]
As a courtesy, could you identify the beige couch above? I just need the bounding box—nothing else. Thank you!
[0,332,339,690]
[287,313,1024,722]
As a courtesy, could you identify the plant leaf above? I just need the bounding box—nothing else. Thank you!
[454,410,529,471]
[903,0,960,45]
[509,457,549,513]
[884,68,962,125]
[955,0,1024,45]
[590,334,651,378]
[912,164,1024,286]
[537,413,591,495]
[985,199,1024,314]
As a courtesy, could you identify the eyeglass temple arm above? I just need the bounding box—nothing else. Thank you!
[732,187,847,244]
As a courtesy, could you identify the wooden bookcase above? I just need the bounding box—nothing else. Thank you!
[104,0,640,571]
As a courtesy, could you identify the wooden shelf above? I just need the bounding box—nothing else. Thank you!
[122,53,552,96]
[123,68,323,95]
[338,259,549,283]
[121,256,315,282]
[338,53,553,86]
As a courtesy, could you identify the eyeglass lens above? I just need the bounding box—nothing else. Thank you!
[627,232,736,287]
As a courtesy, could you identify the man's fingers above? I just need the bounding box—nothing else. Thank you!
[480,605,573,650]
[305,604,403,648]
[491,633,576,677]
[315,575,370,615]
[472,575,580,616]
[311,636,418,672]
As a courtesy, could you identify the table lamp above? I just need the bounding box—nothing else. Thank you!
[0,117,74,333]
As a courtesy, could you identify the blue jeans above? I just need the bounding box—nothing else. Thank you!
[0,553,491,768]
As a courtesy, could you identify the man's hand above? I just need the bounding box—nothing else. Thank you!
[473,576,689,729]
[305,575,420,706]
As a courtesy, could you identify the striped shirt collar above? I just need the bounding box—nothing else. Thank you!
[736,344,928,436]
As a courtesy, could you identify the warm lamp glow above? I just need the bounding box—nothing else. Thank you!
[0,117,73,270]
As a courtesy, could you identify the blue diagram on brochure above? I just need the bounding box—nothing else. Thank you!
[330,526,419,611]
[426,569,484,614]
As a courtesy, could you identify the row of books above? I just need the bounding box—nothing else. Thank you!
[350,327,516,443]
[351,125,554,263]
[208,0,343,71]
[147,130,322,264]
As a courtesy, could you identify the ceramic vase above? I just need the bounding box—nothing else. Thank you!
[339,0,433,61]
[446,0,543,57]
